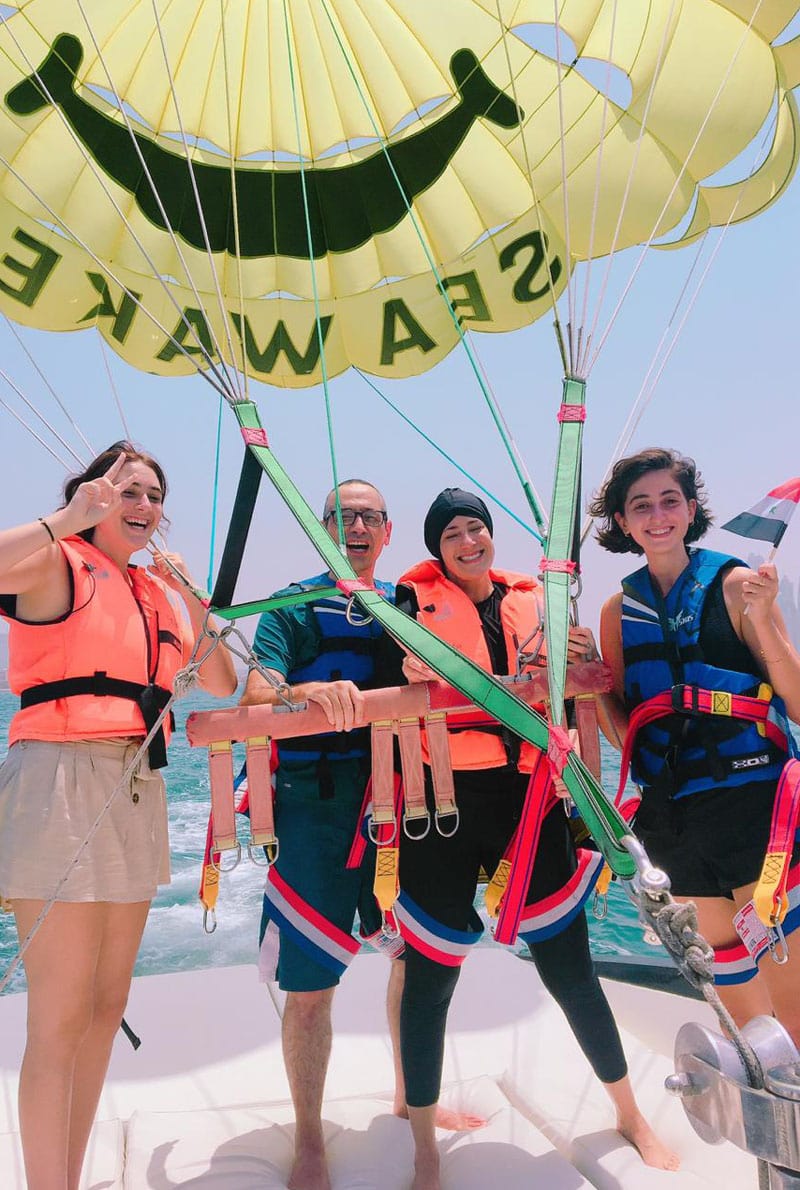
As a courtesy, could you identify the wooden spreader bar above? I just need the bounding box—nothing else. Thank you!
[187,663,612,860]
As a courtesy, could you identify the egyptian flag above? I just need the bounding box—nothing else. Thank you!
[722,478,800,548]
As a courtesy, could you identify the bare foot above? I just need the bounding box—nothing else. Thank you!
[288,1142,332,1190]
[617,1112,681,1171]
[394,1102,485,1131]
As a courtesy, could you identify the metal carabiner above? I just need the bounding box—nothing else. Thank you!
[435,807,460,838]
[381,911,401,940]
[593,889,608,920]
[768,920,790,965]
[203,907,218,935]
[345,594,373,627]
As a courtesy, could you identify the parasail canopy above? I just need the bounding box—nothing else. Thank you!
[0,0,795,387]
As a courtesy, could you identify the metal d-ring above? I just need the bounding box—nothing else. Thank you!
[435,807,460,838]
[248,841,274,867]
[403,811,431,841]
[211,841,242,875]
[368,817,397,846]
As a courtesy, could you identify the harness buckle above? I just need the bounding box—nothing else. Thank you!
[671,684,699,715]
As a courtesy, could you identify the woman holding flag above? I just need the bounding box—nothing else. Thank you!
[592,448,800,1044]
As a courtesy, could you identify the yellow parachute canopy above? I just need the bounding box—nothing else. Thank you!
[0,0,795,386]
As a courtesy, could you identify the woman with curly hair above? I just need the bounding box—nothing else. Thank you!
[592,447,800,1042]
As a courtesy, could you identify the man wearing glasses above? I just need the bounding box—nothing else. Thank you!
[241,479,394,1190]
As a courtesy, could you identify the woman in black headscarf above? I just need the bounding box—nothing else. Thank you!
[385,488,677,1190]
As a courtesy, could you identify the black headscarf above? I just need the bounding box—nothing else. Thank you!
[423,488,493,560]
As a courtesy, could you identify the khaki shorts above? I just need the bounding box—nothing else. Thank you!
[0,739,170,903]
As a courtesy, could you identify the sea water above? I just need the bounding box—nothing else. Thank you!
[0,688,657,995]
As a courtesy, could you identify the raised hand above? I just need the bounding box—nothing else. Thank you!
[63,451,128,533]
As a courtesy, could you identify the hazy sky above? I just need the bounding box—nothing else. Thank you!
[0,14,798,640]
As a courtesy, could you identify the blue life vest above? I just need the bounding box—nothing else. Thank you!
[621,549,792,799]
[278,573,394,767]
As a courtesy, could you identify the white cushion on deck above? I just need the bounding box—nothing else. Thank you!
[123,1076,592,1189]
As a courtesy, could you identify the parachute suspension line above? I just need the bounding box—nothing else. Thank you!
[0,2,235,403]
[320,0,547,538]
[580,95,784,547]
[98,336,130,442]
[574,0,620,369]
[354,368,544,544]
[552,0,576,369]
[0,390,78,471]
[229,399,637,881]
[579,233,710,546]
[146,0,245,404]
[219,0,251,402]
[585,0,767,375]
[282,0,345,552]
[0,140,231,402]
[2,315,95,459]
[576,0,679,379]
[494,4,567,363]
[0,360,86,468]
[207,394,226,594]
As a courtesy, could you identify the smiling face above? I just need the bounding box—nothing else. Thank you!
[93,460,164,560]
[322,481,391,582]
[438,514,495,593]
[615,469,697,561]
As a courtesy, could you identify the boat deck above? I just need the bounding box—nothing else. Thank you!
[0,949,758,1187]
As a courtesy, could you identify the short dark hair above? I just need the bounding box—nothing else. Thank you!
[589,447,712,554]
[322,478,385,518]
[62,440,169,542]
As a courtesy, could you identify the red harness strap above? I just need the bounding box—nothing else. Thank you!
[753,759,800,927]
[614,684,785,804]
[489,752,555,946]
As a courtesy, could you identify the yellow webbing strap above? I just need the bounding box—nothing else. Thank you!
[755,682,773,738]
[484,859,511,919]
[374,845,399,913]
[753,851,790,927]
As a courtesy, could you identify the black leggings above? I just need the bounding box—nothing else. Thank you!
[398,767,628,1107]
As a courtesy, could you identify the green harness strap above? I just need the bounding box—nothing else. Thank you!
[231,401,635,879]
[543,377,586,719]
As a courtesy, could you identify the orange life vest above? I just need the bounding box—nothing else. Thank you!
[398,560,544,772]
[3,536,187,766]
